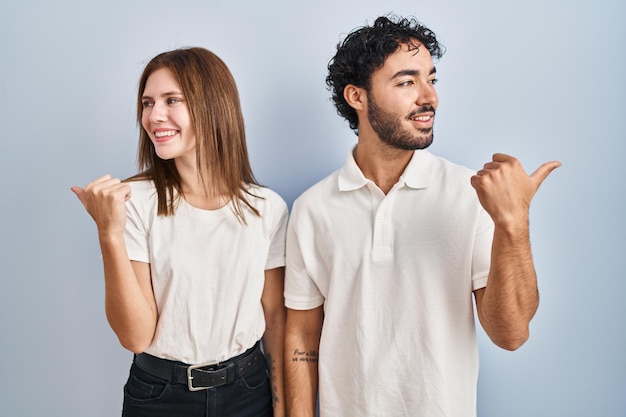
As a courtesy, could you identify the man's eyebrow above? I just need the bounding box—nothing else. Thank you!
[390,67,437,80]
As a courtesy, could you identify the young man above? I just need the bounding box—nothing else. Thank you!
[284,15,561,417]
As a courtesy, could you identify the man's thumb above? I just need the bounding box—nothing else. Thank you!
[530,161,562,185]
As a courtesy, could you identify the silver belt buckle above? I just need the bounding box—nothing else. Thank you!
[187,361,219,391]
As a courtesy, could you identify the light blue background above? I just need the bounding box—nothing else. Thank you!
[1,0,624,416]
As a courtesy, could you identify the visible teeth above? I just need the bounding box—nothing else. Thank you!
[155,130,177,138]
[412,115,431,121]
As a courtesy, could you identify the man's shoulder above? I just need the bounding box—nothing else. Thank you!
[420,153,478,191]
[428,152,475,175]
[293,169,341,208]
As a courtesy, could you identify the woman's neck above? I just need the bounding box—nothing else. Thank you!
[175,155,229,210]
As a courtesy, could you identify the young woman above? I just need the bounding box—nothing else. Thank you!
[72,47,287,417]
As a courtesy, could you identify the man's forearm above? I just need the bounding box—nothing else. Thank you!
[284,307,323,417]
[478,221,539,350]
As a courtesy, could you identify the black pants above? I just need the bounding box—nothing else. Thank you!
[122,350,273,417]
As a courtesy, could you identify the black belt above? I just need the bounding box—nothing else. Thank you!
[134,341,263,391]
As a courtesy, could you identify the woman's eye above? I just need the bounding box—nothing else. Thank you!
[167,97,181,104]
[142,101,154,108]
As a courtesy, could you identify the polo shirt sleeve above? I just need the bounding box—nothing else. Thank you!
[471,205,494,291]
[284,205,325,310]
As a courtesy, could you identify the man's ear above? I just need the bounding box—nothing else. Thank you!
[343,84,367,111]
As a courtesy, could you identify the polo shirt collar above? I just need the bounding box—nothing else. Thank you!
[338,148,435,191]
[401,149,435,189]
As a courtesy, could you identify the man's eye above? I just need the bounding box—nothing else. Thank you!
[399,80,414,87]
[429,78,439,85]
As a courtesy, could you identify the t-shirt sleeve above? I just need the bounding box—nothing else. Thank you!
[265,193,288,270]
[124,185,150,263]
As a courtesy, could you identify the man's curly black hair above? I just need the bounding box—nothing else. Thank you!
[326,15,445,131]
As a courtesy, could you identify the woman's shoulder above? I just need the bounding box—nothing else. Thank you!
[125,178,158,207]
[247,184,285,204]
[245,184,288,215]
[125,177,154,191]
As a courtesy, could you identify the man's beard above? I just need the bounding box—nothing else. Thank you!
[367,93,435,151]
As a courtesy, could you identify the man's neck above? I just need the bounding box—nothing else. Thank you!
[354,137,414,195]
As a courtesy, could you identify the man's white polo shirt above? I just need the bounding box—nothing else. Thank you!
[285,149,494,417]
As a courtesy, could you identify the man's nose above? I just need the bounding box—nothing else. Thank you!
[416,83,438,107]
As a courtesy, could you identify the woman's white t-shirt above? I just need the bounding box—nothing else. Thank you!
[124,180,288,365]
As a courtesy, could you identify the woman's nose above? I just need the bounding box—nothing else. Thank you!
[149,102,167,123]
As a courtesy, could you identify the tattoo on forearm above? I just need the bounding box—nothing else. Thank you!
[265,353,280,407]
[291,348,318,363]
